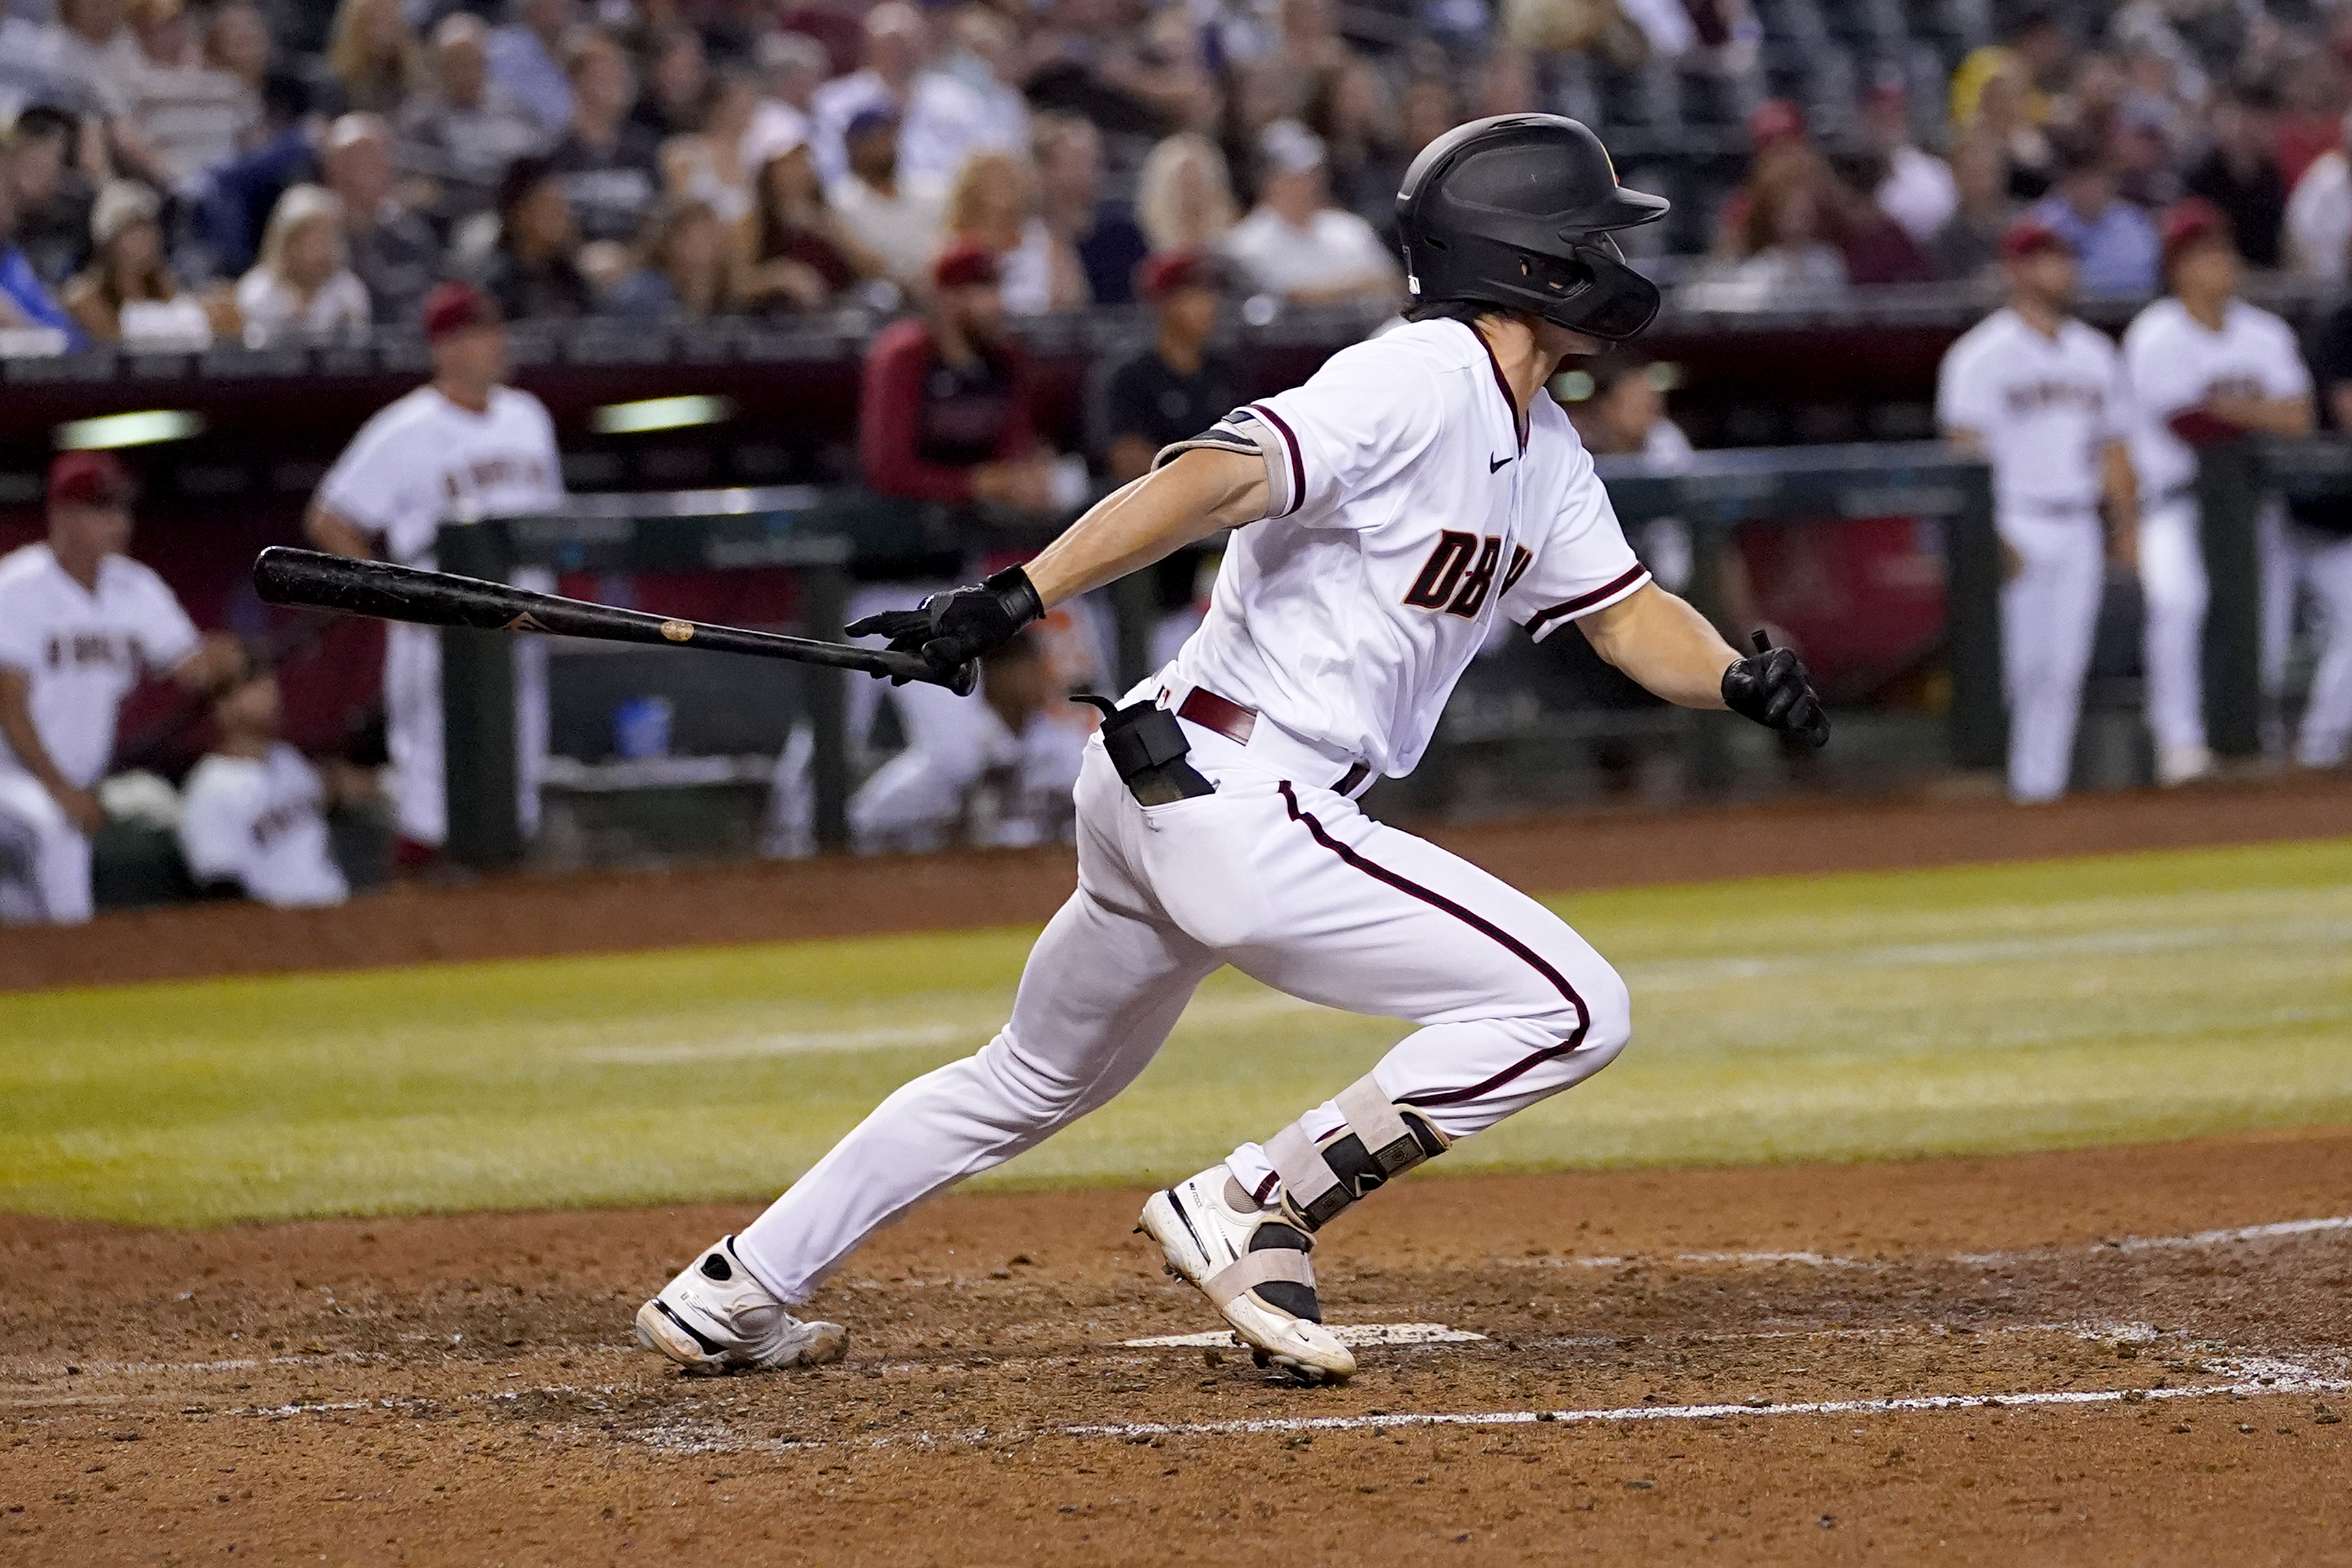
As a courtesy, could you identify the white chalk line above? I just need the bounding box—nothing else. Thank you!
[1123,1323,1485,1349]
[1517,1214,2352,1274]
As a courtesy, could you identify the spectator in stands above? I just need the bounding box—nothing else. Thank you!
[2030,140,2158,295]
[1933,133,2015,278]
[1712,157,1846,300]
[2186,81,2286,270]
[742,135,883,313]
[470,153,592,319]
[204,1,276,105]
[1134,131,1236,254]
[324,0,423,117]
[487,0,575,140]
[604,194,732,322]
[0,166,83,346]
[1023,0,1205,136]
[399,12,547,226]
[1302,56,1406,244]
[62,179,223,343]
[546,31,659,248]
[828,105,943,287]
[3,107,93,288]
[809,2,994,190]
[189,68,317,278]
[114,0,256,194]
[942,148,1083,315]
[750,29,829,155]
[859,239,1055,510]
[0,450,242,926]
[1964,61,2055,202]
[661,66,761,232]
[1865,79,1956,248]
[629,26,706,143]
[1221,120,1398,306]
[1097,248,1236,483]
[2286,107,2352,283]
[943,8,1030,156]
[49,0,143,119]
[323,112,439,326]
[178,668,350,909]
[1035,114,1144,306]
[236,182,369,339]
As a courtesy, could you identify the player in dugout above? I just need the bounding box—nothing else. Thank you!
[0,452,244,924]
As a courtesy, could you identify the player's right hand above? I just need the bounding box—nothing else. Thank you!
[1721,640,1829,749]
[845,566,1045,684]
[49,783,106,835]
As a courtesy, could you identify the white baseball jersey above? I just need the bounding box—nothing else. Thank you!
[1164,317,1649,778]
[0,544,198,789]
[2123,298,2312,500]
[178,744,350,909]
[1936,307,2130,514]
[317,384,564,566]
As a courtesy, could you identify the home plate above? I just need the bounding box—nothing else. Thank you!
[1123,1323,1486,1349]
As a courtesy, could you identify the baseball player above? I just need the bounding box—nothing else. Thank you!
[2123,200,2315,785]
[636,116,1827,1383]
[0,452,243,924]
[305,281,564,863]
[178,669,352,909]
[1936,217,2138,805]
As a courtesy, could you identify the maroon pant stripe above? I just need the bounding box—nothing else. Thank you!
[1275,782,1589,1110]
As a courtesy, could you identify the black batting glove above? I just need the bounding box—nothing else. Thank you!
[844,564,1044,684]
[1721,634,1829,749]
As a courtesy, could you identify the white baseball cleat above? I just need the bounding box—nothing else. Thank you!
[1138,1166,1355,1384]
[634,1235,848,1375]
[2156,744,2215,787]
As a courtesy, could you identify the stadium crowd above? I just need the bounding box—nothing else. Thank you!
[12,0,2352,352]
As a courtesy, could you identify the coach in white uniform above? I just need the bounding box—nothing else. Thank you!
[2123,200,2316,785]
[1937,217,2137,804]
[306,281,564,860]
[179,670,350,909]
[635,117,1830,1384]
[0,453,243,924]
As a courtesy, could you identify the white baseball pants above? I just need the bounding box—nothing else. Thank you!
[1998,508,2105,804]
[0,770,92,925]
[2137,495,2292,756]
[383,617,547,849]
[735,696,1633,1303]
[2288,523,2352,767]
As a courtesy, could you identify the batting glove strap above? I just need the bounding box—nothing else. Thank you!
[1721,644,1830,749]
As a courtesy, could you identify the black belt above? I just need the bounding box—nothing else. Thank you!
[1178,688,1370,796]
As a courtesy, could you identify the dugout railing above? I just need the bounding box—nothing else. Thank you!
[433,446,2002,871]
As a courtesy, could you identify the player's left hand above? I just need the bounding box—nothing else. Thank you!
[846,565,1044,683]
[1722,640,1829,749]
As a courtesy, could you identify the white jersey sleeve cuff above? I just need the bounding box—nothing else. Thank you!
[1152,407,1296,519]
[1521,565,1652,642]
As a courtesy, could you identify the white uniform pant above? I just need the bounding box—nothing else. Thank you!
[2137,495,2292,756]
[2288,524,2352,767]
[384,622,547,848]
[735,709,1634,1303]
[1998,508,2105,804]
[0,770,92,925]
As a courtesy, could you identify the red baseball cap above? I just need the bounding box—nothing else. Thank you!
[421,280,501,341]
[1998,215,2071,263]
[1136,248,1223,302]
[47,449,136,508]
[1747,98,1807,149]
[931,239,999,291]
[2160,197,2232,272]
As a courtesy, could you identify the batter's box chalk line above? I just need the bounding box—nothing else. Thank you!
[1122,1323,1485,1349]
[1511,1214,2352,1273]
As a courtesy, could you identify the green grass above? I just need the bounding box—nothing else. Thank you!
[4,839,2349,1228]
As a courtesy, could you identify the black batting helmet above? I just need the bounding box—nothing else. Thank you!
[1397,115,1669,341]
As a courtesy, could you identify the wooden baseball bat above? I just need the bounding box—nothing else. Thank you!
[250,547,976,694]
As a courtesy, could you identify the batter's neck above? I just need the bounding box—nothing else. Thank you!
[1473,315,1554,426]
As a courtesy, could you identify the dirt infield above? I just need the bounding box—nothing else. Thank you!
[10,772,2352,992]
[4,1127,2347,1565]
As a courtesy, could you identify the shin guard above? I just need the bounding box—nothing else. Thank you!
[1263,1074,1450,1232]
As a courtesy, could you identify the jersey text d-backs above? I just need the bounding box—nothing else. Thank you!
[1936,306,2129,514]
[317,384,564,567]
[1159,318,1649,779]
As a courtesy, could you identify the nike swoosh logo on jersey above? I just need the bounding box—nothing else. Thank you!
[1489,454,1513,472]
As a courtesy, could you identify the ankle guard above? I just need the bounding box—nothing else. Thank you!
[1265,1074,1450,1232]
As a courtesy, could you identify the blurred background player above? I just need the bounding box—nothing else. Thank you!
[1937,218,2137,804]
[304,280,563,866]
[1095,247,1238,666]
[0,452,241,924]
[178,668,351,909]
[2284,284,2352,769]
[2124,200,2314,785]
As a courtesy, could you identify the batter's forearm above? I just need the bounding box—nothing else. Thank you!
[1022,449,1266,607]
[1578,584,1740,709]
